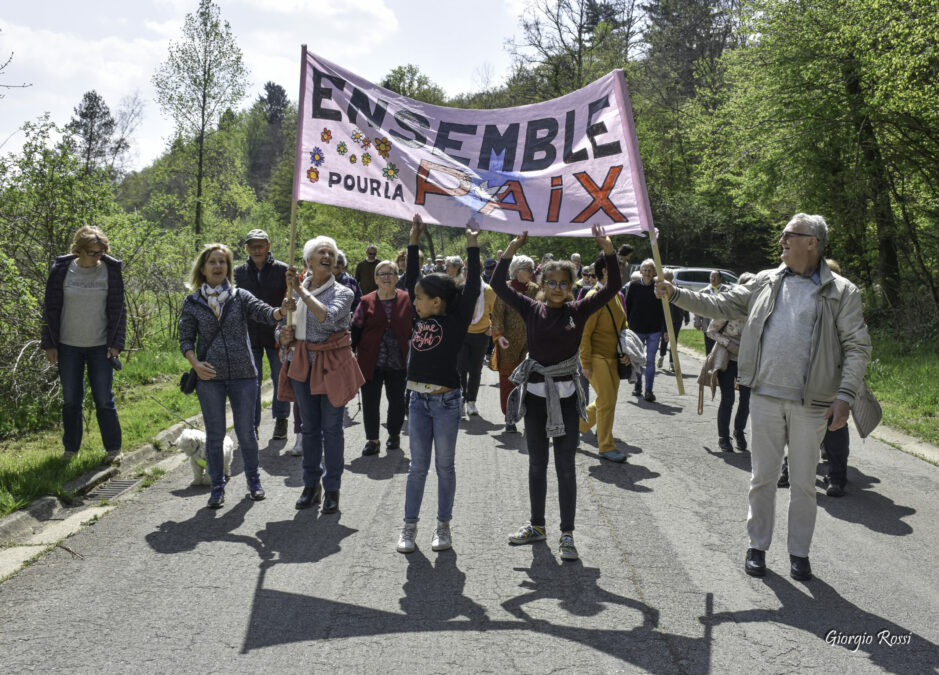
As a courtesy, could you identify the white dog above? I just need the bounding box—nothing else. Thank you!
[176,428,233,486]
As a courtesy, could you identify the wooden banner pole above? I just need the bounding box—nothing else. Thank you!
[649,233,684,395]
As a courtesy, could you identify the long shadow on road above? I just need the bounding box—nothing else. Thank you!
[706,574,936,673]
[240,539,715,673]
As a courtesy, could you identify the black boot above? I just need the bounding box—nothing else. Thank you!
[322,490,340,514]
[295,484,322,510]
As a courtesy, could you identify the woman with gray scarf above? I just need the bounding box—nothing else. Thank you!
[491,226,619,562]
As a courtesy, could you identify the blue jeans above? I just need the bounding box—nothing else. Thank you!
[634,331,663,392]
[196,378,259,488]
[58,344,122,454]
[291,377,345,491]
[252,346,289,426]
[405,389,462,523]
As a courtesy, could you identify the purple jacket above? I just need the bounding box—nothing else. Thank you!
[41,254,126,351]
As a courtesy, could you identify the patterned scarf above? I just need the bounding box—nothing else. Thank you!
[201,280,231,318]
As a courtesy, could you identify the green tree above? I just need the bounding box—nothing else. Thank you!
[67,90,120,176]
[380,64,447,104]
[152,0,249,235]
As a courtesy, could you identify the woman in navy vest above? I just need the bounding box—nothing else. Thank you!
[351,259,414,456]
[41,225,126,465]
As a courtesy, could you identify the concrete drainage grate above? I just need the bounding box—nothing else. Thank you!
[84,480,139,501]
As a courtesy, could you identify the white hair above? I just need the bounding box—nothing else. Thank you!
[639,258,656,271]
[787,213,828,251]
[302,236,338,268]
[445,255,463,269]
[509,255,535,279]
[335,249,348,267]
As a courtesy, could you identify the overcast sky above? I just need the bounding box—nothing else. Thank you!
[1,0,527,171]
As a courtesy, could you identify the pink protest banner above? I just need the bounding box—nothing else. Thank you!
[294,46,654,237]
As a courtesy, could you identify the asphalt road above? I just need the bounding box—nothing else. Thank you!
[1,352,937,674]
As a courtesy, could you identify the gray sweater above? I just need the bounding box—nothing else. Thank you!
[755,274,818,400]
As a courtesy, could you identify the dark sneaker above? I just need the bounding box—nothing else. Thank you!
[733,430,748,451]
[247,475,265,501]
[505,423,518,433]
[361,440,380,456]
[272,417,288,440]
[643,390,656,402]
[385,436,401,450]
[718,437,734,452]
[777,469,790,488]
[825,482,845,497]
[633,383,642,397]
[208,485,225,509]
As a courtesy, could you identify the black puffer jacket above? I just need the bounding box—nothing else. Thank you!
[178,288,278,381]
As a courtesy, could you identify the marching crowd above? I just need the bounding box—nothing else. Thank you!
[41,212,871,580]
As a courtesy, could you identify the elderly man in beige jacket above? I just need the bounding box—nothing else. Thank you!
[655,213,871,582]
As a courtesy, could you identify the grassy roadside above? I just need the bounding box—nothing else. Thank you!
[0,340,206,517]
[677,327,939,446]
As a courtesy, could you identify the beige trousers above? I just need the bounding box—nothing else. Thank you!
[748,393,829,557]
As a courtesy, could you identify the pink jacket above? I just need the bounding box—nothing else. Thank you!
[277,330,364,408]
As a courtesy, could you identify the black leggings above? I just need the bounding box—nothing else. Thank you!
[361,367,407,440]
[716,360,750,438]
[457,332,489,402]
[523,393,579,533]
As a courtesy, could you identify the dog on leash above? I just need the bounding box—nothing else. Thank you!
[176,428,233,486]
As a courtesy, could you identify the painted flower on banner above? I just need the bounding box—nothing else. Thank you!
[349,154,357,164]
[360,137,371,150]
[374,137,392,158]
[310,148,325,167]
[362,153,371,166]
[321,128,332,143]
[307,167,320,183]
[351,129,364,144]
[337,141,348,155]
[382,162,399,181]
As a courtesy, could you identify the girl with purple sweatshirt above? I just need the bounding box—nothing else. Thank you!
[491,226,619,561]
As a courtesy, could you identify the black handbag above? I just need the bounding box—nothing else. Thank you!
[605,305,631,380]
[180,324,221,395]
[179,369,198,395]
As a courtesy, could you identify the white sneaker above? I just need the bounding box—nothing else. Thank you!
[104,450,123,465]
[397,523,417,553]
[289,437,303,456]
[657,355,664,368]
[432,520,452,551]
[465,401,479,416]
